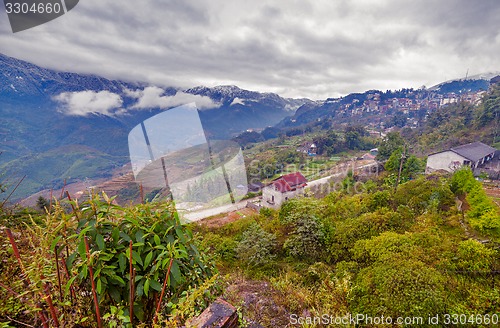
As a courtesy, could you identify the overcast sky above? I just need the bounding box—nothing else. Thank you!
[1,0,499,100]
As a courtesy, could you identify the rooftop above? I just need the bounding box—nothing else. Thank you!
[450,142,497,162]
[269,172,308,193]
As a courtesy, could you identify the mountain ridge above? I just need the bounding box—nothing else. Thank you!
[0,53,306,199]
[1,53,498,200]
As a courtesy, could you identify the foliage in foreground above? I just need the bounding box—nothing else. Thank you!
[0,194,218,327]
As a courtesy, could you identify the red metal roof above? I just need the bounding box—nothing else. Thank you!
[271,172,308,193]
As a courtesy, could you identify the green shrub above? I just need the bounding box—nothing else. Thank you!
[394,177,455,214]
[352,257,447,318]
[451,167,500,233]
[278,198,322,225]
[235,222,277,267]
[283,216,325,261]
[323,193,368,221]
[366,190,391,211]
[200,233,238,263]
[453,239,496,272]
[450,167,477,194]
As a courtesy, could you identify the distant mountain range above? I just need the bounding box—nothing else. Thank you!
[0,52,497,200]
[0,53,309,199]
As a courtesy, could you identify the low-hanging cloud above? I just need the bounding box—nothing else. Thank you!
[54,90,123,116]
[127,86,219,110]
[1,0,499,99]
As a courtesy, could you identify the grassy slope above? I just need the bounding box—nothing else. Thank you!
[0,145,121,200]
[192,174,499,326]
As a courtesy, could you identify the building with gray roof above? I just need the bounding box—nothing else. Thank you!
[426,142,497,173]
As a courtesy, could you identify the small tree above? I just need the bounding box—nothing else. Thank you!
[283,216,325,261]
[36,196,50,212]
[385,148,423,187]
[341,170,356,194]
[235,222,276,266]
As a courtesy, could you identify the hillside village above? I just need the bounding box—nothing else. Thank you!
[278,76,499,136]
[339,85,487,118]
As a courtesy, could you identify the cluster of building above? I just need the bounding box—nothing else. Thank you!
[336,89,487,118]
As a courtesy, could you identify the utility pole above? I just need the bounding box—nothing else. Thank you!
[494,108,499,144]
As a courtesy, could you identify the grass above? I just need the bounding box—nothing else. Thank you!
[0,145,121,201]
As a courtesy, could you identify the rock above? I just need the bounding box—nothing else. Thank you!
[187,298,238,328]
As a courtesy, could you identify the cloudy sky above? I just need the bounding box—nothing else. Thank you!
[1,0,499,99]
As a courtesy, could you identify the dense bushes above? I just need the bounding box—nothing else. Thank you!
[196,174,500,325]
[451,167,500,233]
[352,258,447,318]
[235,222,277,267]
[283,216,326,261]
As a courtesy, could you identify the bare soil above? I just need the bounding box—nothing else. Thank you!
[197,207,256,229]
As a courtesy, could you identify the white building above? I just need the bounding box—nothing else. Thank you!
[262,172,308,208]
[296,142,317,155]
[426,142,497,173]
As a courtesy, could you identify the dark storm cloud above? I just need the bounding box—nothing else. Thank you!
[0,0,498,99]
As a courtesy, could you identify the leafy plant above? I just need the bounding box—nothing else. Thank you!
[453,239,496,272]
[1,191,218,327]
[451,167,500,233]
[67,193,217,325]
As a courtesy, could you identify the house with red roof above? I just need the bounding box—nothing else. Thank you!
[262,172,308,208]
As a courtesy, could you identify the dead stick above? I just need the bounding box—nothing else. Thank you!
[6,315,34,328]
[0,284,48,328]
[140,183,144,204]
[6,229,30,285]
[60,255,76,302]
[153,258,174,325]
[0,281,20,297]
[1,175,26,208]
[40,273,60,327]
[49,189,53,213]
[38,310,50,328]
[129,240,134,325]
[65,191,78,218]
[84,236,102,328]
[55,246,63,301]
[59,179,67,199]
